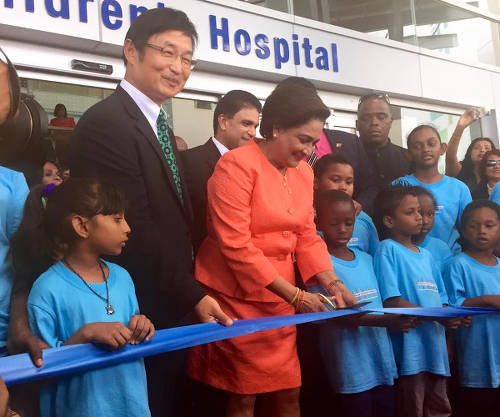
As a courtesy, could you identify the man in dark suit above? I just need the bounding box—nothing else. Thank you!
[182,90,261,253]
[69,8,232,417]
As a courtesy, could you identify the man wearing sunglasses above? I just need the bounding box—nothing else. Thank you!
[70,8,232,417]
[356,94,411,188]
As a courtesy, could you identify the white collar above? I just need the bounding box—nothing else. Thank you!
[211,136,229,156]
[120,79,164,136]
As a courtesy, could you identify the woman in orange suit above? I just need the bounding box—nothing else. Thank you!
[187,81,357,417]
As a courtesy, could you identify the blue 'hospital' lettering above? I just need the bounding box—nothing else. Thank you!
[209,15,339,72]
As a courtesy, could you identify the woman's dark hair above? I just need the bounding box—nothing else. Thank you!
[316,189,355,214]
[213,90,262,135]
[373,183,418,239]
[479,149,500,180]
[313,153,354,180]
[275,76,317,91]
[459,137,496,181]
[412,186,438,211]
[406,124,441,149]
[459,199,500,250]
[123,7,198,66]
[53,103,67,117]
[260,84,330,139]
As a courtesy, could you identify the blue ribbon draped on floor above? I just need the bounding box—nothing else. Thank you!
[1,306,498,386]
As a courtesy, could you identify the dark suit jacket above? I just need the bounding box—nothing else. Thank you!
[70,86,205,328]
[181,138,221,254]
[323,129,379,215]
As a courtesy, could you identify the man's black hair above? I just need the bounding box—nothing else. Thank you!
[213,90,262,136]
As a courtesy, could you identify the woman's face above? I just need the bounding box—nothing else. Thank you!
[42,162,62,186]
[272,119,324,169]
[485,154,500,183]
[470,140,493,164]
[56,106,66,118]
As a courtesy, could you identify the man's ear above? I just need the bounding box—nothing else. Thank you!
[382,215,394,230]
[439,142,447,155]
[218,114,227,133]
[71,215,90,239]
[123,39,139,66]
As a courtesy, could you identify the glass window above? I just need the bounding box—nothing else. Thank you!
[293,0,417,44]
[237,0,291,13]
[414,0,500,66]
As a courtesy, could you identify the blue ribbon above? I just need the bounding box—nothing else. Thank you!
[1,306,497,386]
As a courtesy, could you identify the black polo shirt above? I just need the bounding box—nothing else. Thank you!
[362,138,411,188]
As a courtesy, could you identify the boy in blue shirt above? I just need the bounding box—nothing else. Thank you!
[373,184,461,417]
[394,125,472,254]
[314,153,379,256]
[311,189,417,417]
[444,200,500,417]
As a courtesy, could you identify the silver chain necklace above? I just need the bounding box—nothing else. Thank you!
[63,260,115,315]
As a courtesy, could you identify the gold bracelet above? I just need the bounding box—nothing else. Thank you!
[295,290,305,313]
[290,287,300,306]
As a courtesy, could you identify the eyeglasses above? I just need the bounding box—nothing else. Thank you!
[486,160,500,167]
[145,43,197,70]
[358,93,391,109]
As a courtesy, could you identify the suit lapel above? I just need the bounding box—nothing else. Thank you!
[205,138,222,173]
[117,86,186,213]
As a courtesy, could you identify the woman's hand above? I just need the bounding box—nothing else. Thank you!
[457,107,479,130]
[128,315,155,344]
[296,292,329,313]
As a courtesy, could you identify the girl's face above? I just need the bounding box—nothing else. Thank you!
[417,194,436,238]
[87,213,131,256]
[407,127,446,169]
[314,163,354,197]
[485,154,500,183]
[316,200,355,248]
[470,140,493,164]
[42,162,62,186]
[271,119,323,169]
[384,195,423,237]
[463,207,500,252]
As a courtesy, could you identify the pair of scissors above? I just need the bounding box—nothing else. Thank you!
[318,293,370,311]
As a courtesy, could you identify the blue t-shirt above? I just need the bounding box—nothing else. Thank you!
[310,248,397,393]
[443,253,500,388]
[394,174,472,254]
[0,167,28,348]
[374,239,450,377]
[490,182,500,205]
[28,261,151,417]
[419,235,453,275]
[348,210,380,256]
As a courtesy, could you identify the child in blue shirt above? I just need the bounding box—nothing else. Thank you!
[490,181,500,205]
[311,189,417,417]
[412,186,453,275]
[394,125,472,254]
[26,178,154,417]
[443,200,500,417]
[373,184,461,417]
[314,153,379,256]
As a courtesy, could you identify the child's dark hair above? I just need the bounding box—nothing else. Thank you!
[313,153,354,180]
[458,200,500,251]
[373,183,418,239]
[316,189,355,215]
[406,124,441,149]
[412,186,438,211]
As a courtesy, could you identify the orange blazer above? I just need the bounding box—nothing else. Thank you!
[195,139,332,303]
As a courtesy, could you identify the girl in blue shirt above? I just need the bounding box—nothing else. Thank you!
[373,184,463,417]
[412,186,453,275]
[394,125,472,253]
[312,189,417,417]
[443,200,500,417]
[26,178,154,417]
[314,153,379,256]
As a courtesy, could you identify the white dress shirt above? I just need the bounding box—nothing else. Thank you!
[211,136,229,156]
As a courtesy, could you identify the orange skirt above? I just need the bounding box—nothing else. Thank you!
[186,288,301,394]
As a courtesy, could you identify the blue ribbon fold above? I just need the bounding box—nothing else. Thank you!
[1,306,497,386]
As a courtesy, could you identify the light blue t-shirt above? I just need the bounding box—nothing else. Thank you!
[348,211,380,256]
[394,174,472,254]
[419,235,453,275]
[310,248,397,394]
[374,239,450,377]
[0,167,28,349]
[443,253,500,388]
[490,182,500,205]
[28,261,151,417]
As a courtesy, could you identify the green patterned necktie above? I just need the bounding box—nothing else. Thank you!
[156,110,184,204]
